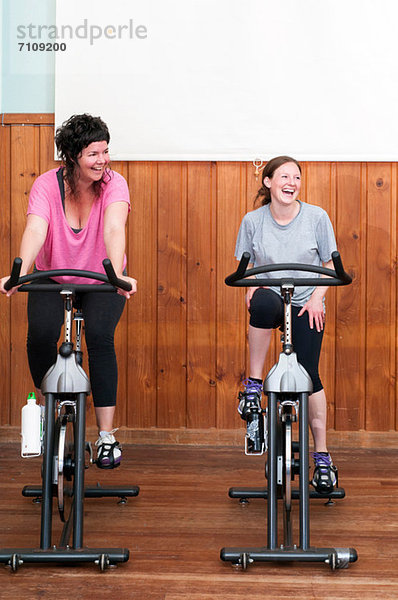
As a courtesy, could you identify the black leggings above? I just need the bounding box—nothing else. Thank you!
[249,288,324,393]
[27,280,126,407]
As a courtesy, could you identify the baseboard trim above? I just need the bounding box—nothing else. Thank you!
[1,426,397,448]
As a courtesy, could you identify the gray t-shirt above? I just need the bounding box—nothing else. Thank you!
[234,201,337,307]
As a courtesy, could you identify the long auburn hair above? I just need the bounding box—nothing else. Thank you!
[254,155,301,207]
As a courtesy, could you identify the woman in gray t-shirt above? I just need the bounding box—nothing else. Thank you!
[235,155,338,494]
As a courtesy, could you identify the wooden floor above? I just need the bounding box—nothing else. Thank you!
[0,442,397,599]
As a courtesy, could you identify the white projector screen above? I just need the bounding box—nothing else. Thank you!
[55,0,398,161]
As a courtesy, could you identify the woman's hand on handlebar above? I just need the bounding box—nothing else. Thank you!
[0,276,18,297]
[297,295,325,332]
[116,275,137,299]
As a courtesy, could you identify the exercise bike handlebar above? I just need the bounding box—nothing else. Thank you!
[225,251,352,288]
[4,257,132,293]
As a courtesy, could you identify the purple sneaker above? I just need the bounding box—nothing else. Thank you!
[311,452,338,494]
[238,379,263,418]
[238,379,264,454]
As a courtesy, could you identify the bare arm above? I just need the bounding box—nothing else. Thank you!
[242,262,269,309]
[297,259,334,332]
[0,214,48,296]
[103,202,137,299]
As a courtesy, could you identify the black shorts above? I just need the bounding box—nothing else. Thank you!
[249,288,324,393]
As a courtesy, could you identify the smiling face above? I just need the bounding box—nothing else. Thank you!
[76,141,110,184]
[264,161,301,206]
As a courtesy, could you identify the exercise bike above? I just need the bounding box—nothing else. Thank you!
[220,251,358,570]
[0,258,139,571]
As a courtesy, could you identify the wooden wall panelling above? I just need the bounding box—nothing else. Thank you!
[1,116,398,436]
[109,161,129,429]
[305,162,337,428]
[390,164,397,432]
[366,164,396,430]
[244,164,254,381]
[157,162,187,428]
[39,124,58,174]
[392,165,398,431]
[0,126,11,425]
[127,162,158,428]
[216,163,247,429]
[335,163,366,431]
[396,162,398,432]
[10,125,40,425]
[244,164,279,378]
[186,162,217,428]
[2,114,54,125]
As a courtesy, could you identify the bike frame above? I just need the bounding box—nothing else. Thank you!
[0,259,139,571]
[220,251,358,569]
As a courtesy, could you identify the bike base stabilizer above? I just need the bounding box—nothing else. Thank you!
[220,546,358,570]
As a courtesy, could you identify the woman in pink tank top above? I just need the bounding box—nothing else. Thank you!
[0,114,137,468]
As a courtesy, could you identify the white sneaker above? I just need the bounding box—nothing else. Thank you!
[95,429,122,469]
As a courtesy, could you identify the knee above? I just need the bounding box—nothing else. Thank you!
[249,289,282,329]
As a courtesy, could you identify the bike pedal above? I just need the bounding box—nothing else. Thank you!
[245,436,265,456]
[244,413,267,455]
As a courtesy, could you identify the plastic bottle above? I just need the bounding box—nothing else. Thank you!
[21,392,41,457]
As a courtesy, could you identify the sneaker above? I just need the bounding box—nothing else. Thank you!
[311,452,338,494]
[238,379,264,454]
[238,378,263,418]
[95,429,122,469]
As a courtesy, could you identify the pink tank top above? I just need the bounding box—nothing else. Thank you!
[27,168,130,284]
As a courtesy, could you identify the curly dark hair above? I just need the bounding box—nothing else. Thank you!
[55,114,111,198]
[255,155,301,207]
